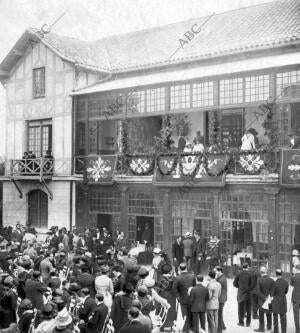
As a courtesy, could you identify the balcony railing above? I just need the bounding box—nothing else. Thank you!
[10,158,54,179]
[75,156,85,174]
[75,149,281,181]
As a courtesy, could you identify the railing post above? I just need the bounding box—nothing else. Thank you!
[40,157,43,180]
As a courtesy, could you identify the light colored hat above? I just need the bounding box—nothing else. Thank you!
[292,249,299,256]
[185,232,192,237]
[85,252,92,258]
[260,266,267,274]
[55,307,73,328]
[143,276,155,288]
[152,248,161,255]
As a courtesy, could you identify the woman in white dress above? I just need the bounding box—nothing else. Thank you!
[94,266,114,309]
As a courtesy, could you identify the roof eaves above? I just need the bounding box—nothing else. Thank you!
[110,38,300,73]
[28,29,111,74]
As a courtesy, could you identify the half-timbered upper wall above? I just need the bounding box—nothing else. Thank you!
[5,42,75,176]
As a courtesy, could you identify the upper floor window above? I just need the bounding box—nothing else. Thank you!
[146,87,165,112]
[276,70,300,99]
[27,119,52,157]
[33,67,45,98]
[220,77,243,105]
[245,74,270,102]
[170,84,191,110]
[192,81,214,107]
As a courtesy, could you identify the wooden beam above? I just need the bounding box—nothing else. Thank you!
[12,49,23,57]
[0,70,9,76]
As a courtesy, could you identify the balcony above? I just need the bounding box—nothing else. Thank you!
[10,158,54,180]
[75,149,282,186]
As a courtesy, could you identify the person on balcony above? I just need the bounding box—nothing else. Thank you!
[43,150,54,173]
[288,129,300,149]
[21,152,29,174]
[27,151,38,174]
[193,131,205,153]
[241,128,259,151]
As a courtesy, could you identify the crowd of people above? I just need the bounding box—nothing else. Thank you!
[0,224,298,333]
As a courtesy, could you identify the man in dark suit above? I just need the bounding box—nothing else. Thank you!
[78,288,97,322]
[290,264,300,333]
[193,231,206,274]
[118,307,151,333]
[216,266,227,333]
[271,269,289,333]
[76,264,96,298]
[25,270,48,310]
[172,236,184,274]
[189,275,209,333]
[79,293,108,333]
[255,266,274,332]
[173,262,196,332]
[249,263,261,319]
[233,263,252,327]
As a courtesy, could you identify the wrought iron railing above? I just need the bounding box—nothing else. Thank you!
[10,158,54,178]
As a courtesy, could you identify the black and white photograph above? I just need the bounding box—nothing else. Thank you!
[0,0,300,332]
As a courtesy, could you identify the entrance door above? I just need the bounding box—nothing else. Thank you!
[194,219,211,242]
[97,214,112,234]
[28,190,48,228]
[136,216,154,246]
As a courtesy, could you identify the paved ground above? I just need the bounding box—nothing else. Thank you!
[219,278,294,333]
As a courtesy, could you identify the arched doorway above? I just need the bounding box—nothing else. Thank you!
[28,190,48,228]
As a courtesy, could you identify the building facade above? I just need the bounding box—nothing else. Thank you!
[1,0,300,273]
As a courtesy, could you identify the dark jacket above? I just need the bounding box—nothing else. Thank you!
[172,241,184,261]
[111,294,134,332]
[77,273,96,298]
[80,303,108,333]
[18,310,34,333]
[173,272,195,305]
[249,267,261,295]
[193,238,206,259]
[118,319,151,333]
[189,284,209,312]
[270,277,289,314]
[216,273,227,304]
[257,275,274,307]
[25,278,48,310]
[233,269,252,302]
[291,273,300,303]
[78,296,97,322]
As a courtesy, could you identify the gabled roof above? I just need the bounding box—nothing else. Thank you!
[1,0,300,81]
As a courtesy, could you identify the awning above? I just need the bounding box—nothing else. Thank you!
[71,52,300,95]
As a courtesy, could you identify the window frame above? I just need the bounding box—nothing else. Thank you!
[27,119,52,157]
[32,67,46,99]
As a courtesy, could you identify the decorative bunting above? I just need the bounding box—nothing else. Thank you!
[280,149,300,187]
[127,155,155,175]
[85,155,117,184]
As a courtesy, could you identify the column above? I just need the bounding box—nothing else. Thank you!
[264,187,280,274]
[162,189,171,256]
[119,185,129,236]
[211,189,221,236]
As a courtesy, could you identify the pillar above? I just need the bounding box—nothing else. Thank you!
[264,187,280,274]
[162,189,171,256]
[211,189,221,236]
[119,185,129,236]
